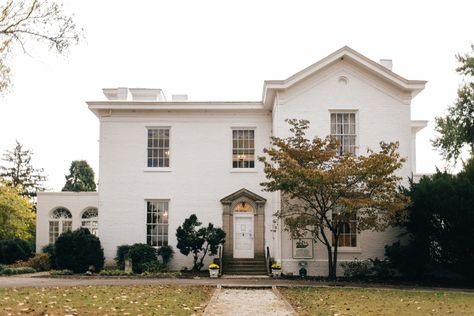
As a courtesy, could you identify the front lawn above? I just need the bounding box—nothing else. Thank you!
[280,287,474,315]
[0,285,213,315]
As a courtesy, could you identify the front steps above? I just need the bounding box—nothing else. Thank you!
[223,254,269,275]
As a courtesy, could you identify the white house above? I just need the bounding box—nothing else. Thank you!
[36,46,427,276]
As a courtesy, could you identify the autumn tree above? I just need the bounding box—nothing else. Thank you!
[0,140,46,198]
[62,160,96,192]
[259,119,408,279]
[0,182,35,240]
[0,0,82,92]
[433,45,474,162]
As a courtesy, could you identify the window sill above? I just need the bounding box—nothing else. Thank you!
[332,247,361,254]
[144,167,172,172]
[229,168,258,173]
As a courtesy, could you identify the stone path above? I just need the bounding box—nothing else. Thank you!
[203,286,296,315]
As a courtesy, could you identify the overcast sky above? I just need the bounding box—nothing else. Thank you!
[0,0,473,191]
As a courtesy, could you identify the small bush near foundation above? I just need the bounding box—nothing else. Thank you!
[0,267,36,275]
[99,269,133,276]
[341,258,394,280]
[128,243,157,274]
[157,245,174,265]
[41,244,58,270]
[115,245,131,270]
[55,228,105,273]
[143,261,167,273]
[29,253,51,271]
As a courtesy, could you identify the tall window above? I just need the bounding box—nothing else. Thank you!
[81,208,98,236]
[146,200,169,247]
[49,208,72,244]
[330,113,356,155]
[147,128,170,168]
[332,212,357,248]
[232,129,255,168]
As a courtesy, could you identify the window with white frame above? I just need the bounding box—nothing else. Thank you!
[330,113,356,155]
[232,129,255,168]
[332,212,357,248]
[146,200,169,247]
[49,208,72,244]
[81,207,98,236]
[147,128,170,168]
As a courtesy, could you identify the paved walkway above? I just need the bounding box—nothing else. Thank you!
[203,286,295,315]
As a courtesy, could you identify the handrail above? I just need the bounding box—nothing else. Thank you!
[265,246,271,275]
[218,244,224,276]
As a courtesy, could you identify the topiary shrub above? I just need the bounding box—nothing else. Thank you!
[128,243,157,274]
[55,228,105,273]
[157,245,174,265]
[115,245,131,270]
[0,239,32,264]
[0,267,36,275]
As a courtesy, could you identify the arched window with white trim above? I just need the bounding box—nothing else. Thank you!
[81,207,98,236]
[49,207,72,244]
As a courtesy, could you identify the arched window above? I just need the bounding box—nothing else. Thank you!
[81,207,98,236]
[49,207,72,244]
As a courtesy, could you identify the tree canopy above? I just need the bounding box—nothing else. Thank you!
[259,119,408,278]
[0,182,35,240]
[433,45,474,162]
[62,160,96,192]
[0,140,46,198]
[0,0,82,92]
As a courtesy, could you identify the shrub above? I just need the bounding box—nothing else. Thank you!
[128,243,157,274]
[0,267,36,275]
[41,244,57,270]
[50,269,74,276]
[0,239,33,264]
[157,245,174,264]
[341,259,372,279]
[99,269,133,276]
[55,228,105,273]
[115,245,131,270]
[29,253,51,271]
[142,261,167,273]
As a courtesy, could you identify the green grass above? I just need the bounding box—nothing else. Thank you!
[0,285,213,315]
[280,287,474,315]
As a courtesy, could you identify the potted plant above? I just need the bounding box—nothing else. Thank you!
[271,263,282,277]
[208,263,220,278]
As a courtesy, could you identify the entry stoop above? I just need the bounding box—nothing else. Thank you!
[223,253,269,275]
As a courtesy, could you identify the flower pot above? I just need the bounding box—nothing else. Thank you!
[272,269,282,278]
[209,269,219,278]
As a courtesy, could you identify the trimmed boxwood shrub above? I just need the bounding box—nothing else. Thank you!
[0,239,33,264]
[55,228,105,273]
[115,245,132,270]
[128,243,157,274]
[157,245,174,264]
[41,244,58,269]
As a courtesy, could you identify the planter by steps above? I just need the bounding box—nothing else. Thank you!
[271,263,282,278]
[209,264,220,278]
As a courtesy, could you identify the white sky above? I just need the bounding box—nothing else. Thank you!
[0,0,473,191]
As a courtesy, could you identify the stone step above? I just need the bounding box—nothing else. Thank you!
[223,271,270,275]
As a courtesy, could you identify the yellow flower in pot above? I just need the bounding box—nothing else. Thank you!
[208,263,220,278]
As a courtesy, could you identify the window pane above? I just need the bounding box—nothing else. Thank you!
[330,113,356,155]
[147,128,170,168]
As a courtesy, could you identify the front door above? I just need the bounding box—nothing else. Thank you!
[233,213,254,258]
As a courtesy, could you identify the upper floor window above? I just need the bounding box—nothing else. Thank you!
[81,207,98,236]
[146,200,169,247]
[49,207,72,244]
[330,113,356,155]
[147,128,170,168]
[232,129,255,168]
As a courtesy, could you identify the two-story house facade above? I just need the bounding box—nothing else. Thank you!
[36,46,427,275]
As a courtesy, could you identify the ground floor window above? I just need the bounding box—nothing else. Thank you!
[81,207,98,236]
[49,207,73,244]
[146,200,169,247]
[332,213,357,247]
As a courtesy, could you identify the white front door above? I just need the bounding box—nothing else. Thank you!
[233,213,254,258]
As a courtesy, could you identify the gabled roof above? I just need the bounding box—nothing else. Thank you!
[262,45,427,107]
[220,188,267,205]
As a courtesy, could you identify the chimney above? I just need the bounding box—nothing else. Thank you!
[172,94,188,101]
[102,87,130,100]
[379,59,393,71]
[129,88,166,101]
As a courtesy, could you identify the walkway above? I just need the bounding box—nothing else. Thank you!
[203,286,295,315]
